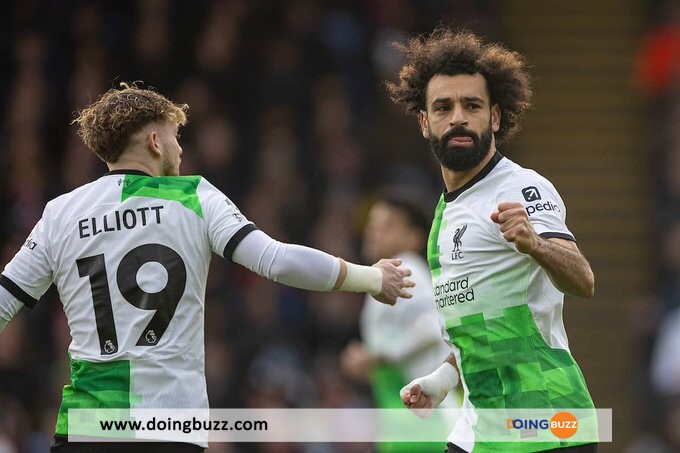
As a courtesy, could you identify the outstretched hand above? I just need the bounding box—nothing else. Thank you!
[371,258,415,305]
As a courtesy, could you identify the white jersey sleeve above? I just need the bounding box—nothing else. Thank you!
[197,178,258,259]
[232,230,340,291]
[0,206,55,307]
[495,169,575,242]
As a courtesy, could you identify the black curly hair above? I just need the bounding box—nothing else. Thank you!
[386,28,532,143]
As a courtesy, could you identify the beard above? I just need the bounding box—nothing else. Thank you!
[428,118,493,172]
[161,154,179,176]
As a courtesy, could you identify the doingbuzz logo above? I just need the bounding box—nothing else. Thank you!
[506,412,578,439]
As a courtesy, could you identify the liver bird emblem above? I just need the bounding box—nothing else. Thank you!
[453,224,467,252]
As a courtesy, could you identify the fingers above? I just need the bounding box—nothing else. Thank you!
[497,202,523,212]
[492,203,527,222]
[399,387,411,405]
[497,216,529,234]
[400,383,433,419]
[401,268,412,277]
[399,290,413,299]
[408,384,422,404]
[404,278,416,288]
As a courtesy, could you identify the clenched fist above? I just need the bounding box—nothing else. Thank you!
[490,202,540,254]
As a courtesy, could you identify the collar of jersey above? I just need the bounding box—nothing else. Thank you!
[104,169,153,177]
[443,151,504,203]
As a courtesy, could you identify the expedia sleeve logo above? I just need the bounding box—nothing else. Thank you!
[522,186,561,217]
[526,201,561,217]
[522,186,541,202]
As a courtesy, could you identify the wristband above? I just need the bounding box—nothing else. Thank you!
[339,262,382,295]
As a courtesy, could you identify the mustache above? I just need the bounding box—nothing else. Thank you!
[441,127,478,143]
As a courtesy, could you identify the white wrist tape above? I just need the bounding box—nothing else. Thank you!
[339,262,382,296]
[430,362,460,390]
[402,362,459,408]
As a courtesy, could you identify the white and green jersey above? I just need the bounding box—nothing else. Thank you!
[0,171,256,439]
[427,153,595,452]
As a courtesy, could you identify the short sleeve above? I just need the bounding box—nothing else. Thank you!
[496,170,575,242]
[1,213,55,308]
[197,178,258,259]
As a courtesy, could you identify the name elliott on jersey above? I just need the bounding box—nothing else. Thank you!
[78,205,165,239]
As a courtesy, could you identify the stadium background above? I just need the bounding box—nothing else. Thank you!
[0,0,677,451]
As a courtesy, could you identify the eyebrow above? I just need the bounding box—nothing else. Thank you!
[431,96,485,105]
[461,96,484,104]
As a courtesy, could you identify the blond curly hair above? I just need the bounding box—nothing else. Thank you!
[73,83,188,163]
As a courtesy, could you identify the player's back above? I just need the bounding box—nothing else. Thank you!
[52,173,211,362]
[2,170,254,436]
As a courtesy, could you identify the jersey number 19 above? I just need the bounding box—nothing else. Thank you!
[76,243,187,355]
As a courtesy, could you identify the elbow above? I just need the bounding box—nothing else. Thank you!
[563,270,595,299]
[581,270,595,299]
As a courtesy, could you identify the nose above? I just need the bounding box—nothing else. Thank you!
[449,104,467,127]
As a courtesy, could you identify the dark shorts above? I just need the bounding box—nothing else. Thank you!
[447,442,598,453]
[51,436,204,453]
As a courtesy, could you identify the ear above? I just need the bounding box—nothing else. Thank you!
[146,130,162,158]
[419,110,430,139]
[491,104,501,133]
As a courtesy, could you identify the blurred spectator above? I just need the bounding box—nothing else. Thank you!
[634,0,680,98]
[632,0,680,450]
[340,194,459,453]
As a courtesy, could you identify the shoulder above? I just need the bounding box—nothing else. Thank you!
[494,158,562,201]
[44,178,106,216]
[195,176,241,211]
[497,157,554,186]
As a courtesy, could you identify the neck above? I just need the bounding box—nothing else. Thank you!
[441,147,496,193]
[107,154,160,177]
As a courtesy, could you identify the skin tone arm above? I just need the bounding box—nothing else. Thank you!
[490,202,595,299]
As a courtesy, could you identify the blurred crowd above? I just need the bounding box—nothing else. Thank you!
[6,1,680,452]
[0,1,494,452]
[631,0,680,451]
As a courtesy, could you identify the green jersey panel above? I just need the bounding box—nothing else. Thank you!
[428,154,595,452]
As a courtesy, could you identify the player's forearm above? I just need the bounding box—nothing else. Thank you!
[529,237,595,298]
[0,287,24,334]
[232,230,382,293]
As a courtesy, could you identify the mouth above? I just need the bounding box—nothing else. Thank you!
[447,136,474,147]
